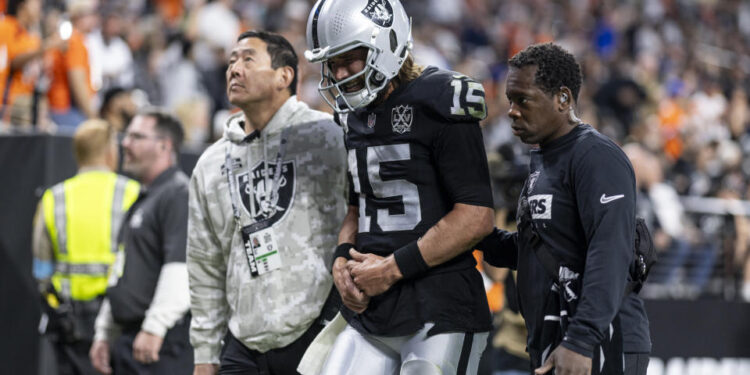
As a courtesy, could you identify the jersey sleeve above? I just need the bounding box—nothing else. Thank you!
[562,142,636,357]
[477,228,518,269]
[431,72,487,123]
[433,120,494,208]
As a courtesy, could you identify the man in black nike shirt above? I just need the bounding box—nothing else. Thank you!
[304,0,495,373]
[478,43,651,375]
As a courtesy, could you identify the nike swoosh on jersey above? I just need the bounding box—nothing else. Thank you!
[600,194,625,204]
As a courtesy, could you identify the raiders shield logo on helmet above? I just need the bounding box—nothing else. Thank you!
[237,160,296,224]
[361,0,393,27]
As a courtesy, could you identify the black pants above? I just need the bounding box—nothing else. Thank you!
[526,353,649,375]
[54,339,98,375]
[111,317,193,375]
[624,353,649,375]
[50,298,102,375]
[218,322,323,375]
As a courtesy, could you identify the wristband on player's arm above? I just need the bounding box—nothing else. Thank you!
[333,243,355,267]
[393,241,429,280]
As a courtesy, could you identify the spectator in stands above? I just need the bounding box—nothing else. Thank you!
[99,87,136,133]
[732,192,750,302]
[155,36,211,145]
[86,5,135,96]
[89,109,192,374]
[185,0,240,131]
[46,0,97,129]
[626,143,717,298]
[0,14,11,121]
[32,119,140,374]
[1,0,65,128]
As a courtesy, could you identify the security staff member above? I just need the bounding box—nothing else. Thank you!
[90,108,192,374]
[479,43,651,375]
[32,119,140,375]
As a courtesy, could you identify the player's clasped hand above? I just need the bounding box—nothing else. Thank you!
[348,249,402,297]
[534,344,592,375]
[332,256,369,313]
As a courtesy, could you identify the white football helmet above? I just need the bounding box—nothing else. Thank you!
[305,0,412,113]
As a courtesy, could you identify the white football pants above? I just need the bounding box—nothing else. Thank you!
[319,323,488,375]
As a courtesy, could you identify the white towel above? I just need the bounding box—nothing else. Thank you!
[297,312,347,375]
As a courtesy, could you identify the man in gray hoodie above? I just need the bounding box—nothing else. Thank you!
[187,30,348,375]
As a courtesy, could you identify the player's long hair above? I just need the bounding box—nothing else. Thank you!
[392,54,424,89]
[372,54,424,107]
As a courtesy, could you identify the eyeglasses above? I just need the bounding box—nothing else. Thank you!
[123,132,164,142]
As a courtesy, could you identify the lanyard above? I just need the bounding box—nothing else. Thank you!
[225,127,290,226]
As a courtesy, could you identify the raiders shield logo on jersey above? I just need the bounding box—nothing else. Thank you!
[237,160,296,224]
[528,171,541,193]
[361,0,393,27]
[391,104,413,134]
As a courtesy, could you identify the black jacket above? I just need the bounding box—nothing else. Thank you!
[481,125,651,358]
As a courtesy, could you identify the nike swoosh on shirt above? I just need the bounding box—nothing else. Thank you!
[600,194,625,204]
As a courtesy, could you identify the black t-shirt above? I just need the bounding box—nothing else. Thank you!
[108,167,189,327]
[511,124,651,356]
[339,66,494,336]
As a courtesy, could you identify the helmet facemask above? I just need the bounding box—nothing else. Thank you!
[315,44,390,113]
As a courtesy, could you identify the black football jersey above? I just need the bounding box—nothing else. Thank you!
[342,66,493,257]
[339,66,494,336]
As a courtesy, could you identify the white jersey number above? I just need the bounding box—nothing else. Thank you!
[348,144,422,232]
[450,74,486,120]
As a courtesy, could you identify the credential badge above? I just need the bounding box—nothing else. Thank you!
[391,104,413,134]
[361,0,393,27]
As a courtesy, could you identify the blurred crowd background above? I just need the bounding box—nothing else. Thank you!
[2,0,750,303]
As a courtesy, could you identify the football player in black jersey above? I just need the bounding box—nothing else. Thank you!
[479,43,651,375]
[304,0,495,373]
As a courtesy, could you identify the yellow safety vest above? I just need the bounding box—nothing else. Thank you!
[42,171,139,302]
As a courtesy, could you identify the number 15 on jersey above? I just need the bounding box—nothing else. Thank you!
[349,144,422,233]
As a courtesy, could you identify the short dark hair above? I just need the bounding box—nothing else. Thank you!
[100,87,127,117]
[237,30,298,96]
[508,43,583,102]
[139,107,184,154]
[7,0,24,16]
